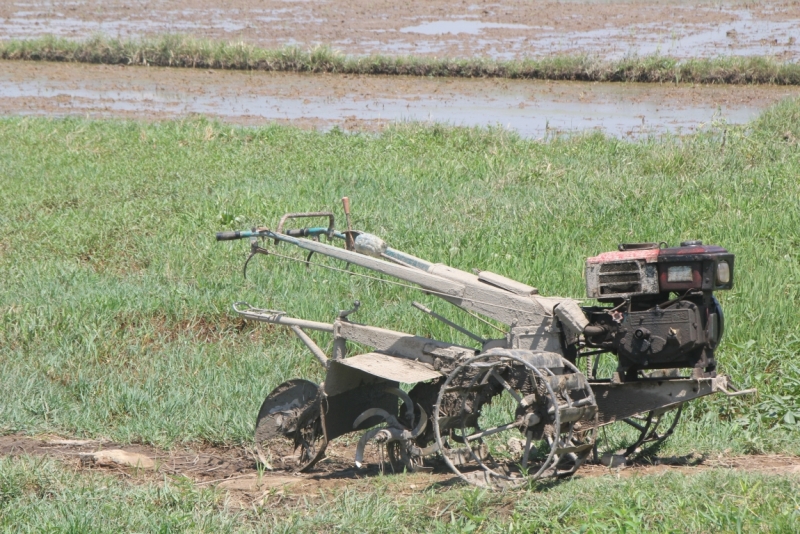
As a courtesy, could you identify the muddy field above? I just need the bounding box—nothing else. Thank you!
[3,60,798,136]
[2,1,799,135]
[2,0,799,60]
[3,434,799,503]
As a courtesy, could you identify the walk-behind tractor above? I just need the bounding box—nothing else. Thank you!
[216,200,752,489]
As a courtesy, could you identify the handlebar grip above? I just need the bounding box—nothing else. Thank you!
[216,231,245,241]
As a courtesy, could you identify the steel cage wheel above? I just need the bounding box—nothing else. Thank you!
[626,404,683,457]
[596,403,684,462]
[432,352,596,489]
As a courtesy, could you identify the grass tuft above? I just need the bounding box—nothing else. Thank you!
[1,34,800,84]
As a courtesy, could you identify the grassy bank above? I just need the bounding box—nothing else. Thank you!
[1,99,799,454]
[2,34,800,84]
[2,456,798,532]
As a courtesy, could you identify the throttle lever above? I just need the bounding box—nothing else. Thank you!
[243,230,270,279]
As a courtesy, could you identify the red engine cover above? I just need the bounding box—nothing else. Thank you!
[586,243,734,296]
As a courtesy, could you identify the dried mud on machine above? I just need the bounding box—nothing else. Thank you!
[216,201,753,489]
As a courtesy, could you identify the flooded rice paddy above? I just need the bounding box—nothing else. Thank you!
[1,1,799,61]
[1,61,796,137]
[1,1,798,136]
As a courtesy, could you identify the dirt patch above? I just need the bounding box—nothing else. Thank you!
[113,311,273,346]
[1,434,261,484]
[1,1,798,61]
[0,434,456,499]
[2,434,799,502]
[2,60,797,137]
[579,453,800,479]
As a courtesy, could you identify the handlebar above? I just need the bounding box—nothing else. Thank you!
[216,230,259,241]
[284,227,347,239]
[216,227,347,242]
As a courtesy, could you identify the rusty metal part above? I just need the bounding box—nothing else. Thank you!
[342,197,354,251]
[412,301,487,344]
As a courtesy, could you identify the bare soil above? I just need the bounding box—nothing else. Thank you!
[3,60,797,137]
[2,434,799,503]
[1,1,799,61]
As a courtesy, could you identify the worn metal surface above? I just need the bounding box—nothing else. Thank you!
[336,352,442,384]
[290,325,329,369]
[616,304,703,366]
[334,321,475,366]
[268,230,574,326]
[476,270,538,296]
[324,359,391,397]
[482,348,565,370]
[508,320,563,352]
[591,376,725,425]
[585,260,660,299]
[233,303,335,332]
[553,300,590,335]
[255,379,320,441]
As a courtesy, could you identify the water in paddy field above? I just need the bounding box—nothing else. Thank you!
[1,61,797,138]
[394,9,799,60]
[1,1,799,61]
[400,21,534,36]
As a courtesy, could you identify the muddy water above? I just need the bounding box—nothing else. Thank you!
[1,1,799,61]
[2,61,796,137]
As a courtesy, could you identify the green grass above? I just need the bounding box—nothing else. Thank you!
[0,456,237,532]
[2,34,800,84]
[2,87,800,534]
[1,456,798,532]
[0,99,799,457]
